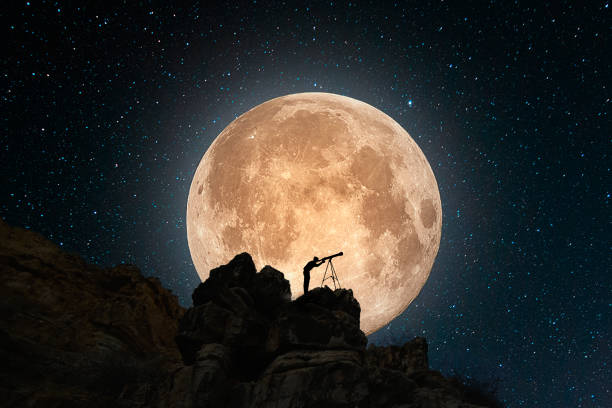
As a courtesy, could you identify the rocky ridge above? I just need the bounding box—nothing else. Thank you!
[0,219,501,407]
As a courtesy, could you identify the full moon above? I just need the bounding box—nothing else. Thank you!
[187,93,441,334]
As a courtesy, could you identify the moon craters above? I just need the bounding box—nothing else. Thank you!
[419,198,437,229]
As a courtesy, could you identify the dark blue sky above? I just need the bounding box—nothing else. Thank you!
[2,1,609,407]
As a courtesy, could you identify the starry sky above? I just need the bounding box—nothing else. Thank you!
[2,1,610,407]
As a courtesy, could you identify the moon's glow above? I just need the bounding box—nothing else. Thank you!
[187,93,442,334]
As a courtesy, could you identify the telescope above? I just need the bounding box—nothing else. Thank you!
[319,251,343,262]
[319,251,343,289]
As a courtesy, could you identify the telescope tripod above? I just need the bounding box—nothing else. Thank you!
[321,258,341,290]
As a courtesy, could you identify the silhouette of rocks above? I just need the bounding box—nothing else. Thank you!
[192,252,257,307]
[268,285,367,352]
[174,253,497,407]
[250,265,291,313]
[0,220,502,407]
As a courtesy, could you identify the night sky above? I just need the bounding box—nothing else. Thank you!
[2,1,610,407]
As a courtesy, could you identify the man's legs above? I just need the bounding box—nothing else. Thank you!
[303,270,310,293]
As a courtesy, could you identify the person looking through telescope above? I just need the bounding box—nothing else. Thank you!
[303,256,325,293]
[303,252,344,293]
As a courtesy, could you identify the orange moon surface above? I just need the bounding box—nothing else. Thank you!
[186,92,442,334]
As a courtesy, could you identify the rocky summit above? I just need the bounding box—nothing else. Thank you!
[0,219,502,407]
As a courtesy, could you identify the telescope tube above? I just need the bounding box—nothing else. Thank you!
[319,251,343,262]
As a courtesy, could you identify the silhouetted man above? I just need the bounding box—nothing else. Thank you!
[303,256,325,293]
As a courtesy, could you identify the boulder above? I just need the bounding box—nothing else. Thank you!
[175,293,269,365]
[192,252,257,306]
[248,265,291,313]
[267,287,367,353]
[295,286,361,322]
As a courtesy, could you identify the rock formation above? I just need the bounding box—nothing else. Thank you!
[0,219,185,407]
[0,219,502,407]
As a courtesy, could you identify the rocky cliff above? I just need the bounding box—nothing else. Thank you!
[0,219,185,406]
[0,219,502,407]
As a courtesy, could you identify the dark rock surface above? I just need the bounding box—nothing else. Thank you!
[0,219,185,407]
[0,220,502,407]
